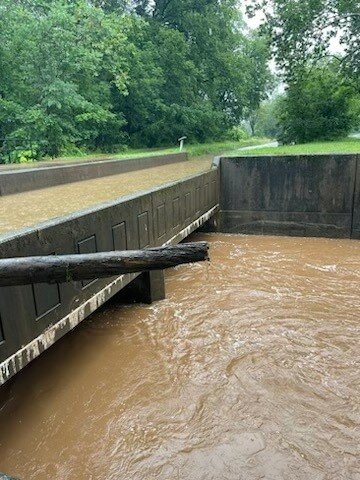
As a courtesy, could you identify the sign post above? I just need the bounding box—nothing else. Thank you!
[178,136,187,152]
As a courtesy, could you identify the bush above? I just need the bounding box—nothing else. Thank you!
[277,66,354,144]
[227,126,250,142]
[131,103,227,148]
[17,149,36,163]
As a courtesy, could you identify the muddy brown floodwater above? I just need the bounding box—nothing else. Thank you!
[0,158,211,236]
[0,233,359,479]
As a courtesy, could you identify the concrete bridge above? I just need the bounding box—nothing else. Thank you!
[0,152,359,385]
[0,154,218,385]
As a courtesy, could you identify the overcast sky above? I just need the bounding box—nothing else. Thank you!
[240,3,265,30]
[241,3,344,55]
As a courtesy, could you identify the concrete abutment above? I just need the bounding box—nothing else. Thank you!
[214,154,360,239]
[115,270,166,305]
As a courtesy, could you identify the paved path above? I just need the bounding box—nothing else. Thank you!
[235,141,278,152]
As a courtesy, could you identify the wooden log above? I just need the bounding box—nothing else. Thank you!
[0,242,209,287]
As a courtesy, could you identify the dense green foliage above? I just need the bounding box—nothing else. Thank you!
[0,0,130,160]
[0,0,271,162]
[246,0,360,144]
[349,95,360,131]
[275,67,355,144]
[253,62,359,144]
[247,0,360,85]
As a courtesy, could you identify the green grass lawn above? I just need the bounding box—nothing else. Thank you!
[235,137,360,156]
[183,138,270,157]
[50,137,270,163]
[0,137,271,169]
[54,146,177,163]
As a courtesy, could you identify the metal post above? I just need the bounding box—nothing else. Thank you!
[178,136,187,152]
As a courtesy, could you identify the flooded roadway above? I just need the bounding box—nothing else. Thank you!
[0,158,211,236]
[0,233,359,479]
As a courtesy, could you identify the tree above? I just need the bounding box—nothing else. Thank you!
[247,0,360,84]
[0,0,272,161]
[348,95,360,131]
[242,33,275,135]
[89,0,128,13]
[0,1,130,158]
[275,66,354,144]
[113,0,272,146]
[253,97,283,139]
[133,0,260,127]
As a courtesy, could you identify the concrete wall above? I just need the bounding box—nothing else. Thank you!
[352,156,360,239]
[219,154,359,239]
[0,169,219,384]
[0,153,188,196]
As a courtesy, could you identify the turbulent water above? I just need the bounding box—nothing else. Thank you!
[0,233,359,479]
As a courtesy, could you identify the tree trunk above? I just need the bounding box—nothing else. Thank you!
[0,242,209,287]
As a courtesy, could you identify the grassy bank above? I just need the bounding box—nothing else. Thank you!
[235,138,360,156]
[52,138,271,163]
[0,138,271,170]
[183,138,270,157]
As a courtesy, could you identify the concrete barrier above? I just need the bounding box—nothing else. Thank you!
[351,156,360,239]
[0,153,188,196]
[0,169,219,384]
[218,154,359,239]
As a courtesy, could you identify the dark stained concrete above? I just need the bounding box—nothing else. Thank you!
[218,155,360,239]
[116,270,166,305]
[352,156,360,239]
[0,169,219,384]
